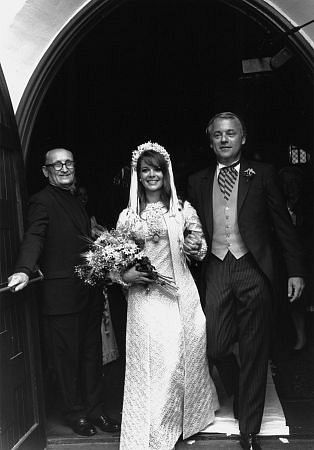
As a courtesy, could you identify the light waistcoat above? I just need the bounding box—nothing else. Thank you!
[211,169,248,260]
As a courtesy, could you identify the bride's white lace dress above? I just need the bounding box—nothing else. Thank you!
[117,201,219,450]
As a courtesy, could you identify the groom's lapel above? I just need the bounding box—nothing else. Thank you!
[237,158,251,215]
[201,166,215,237]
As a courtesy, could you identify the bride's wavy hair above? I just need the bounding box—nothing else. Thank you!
[137,150,171,212]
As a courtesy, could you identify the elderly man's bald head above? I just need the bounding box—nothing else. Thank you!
[45,148,73,164]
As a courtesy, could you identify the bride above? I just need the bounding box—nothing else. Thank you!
[117,141,219,450]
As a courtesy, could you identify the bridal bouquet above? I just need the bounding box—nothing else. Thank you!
[75,229,178,296]
[75,229,141,286]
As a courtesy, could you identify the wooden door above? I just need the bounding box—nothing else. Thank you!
[0,66,46,449]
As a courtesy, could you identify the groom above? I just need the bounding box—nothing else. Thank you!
[187,112,305,450]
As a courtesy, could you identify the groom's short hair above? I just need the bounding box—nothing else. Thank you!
[205,112,247,139]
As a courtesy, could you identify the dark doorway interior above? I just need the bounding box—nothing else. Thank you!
[27,0,313,227]
[25,0,314,443]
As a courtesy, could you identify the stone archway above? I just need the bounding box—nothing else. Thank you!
[0,0,313,155]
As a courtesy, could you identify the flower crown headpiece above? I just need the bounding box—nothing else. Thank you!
[131,141,170,168]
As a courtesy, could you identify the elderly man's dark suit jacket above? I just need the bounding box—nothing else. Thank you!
[15,184,92,315]
[188,158,305,286]
[14,183,105,422]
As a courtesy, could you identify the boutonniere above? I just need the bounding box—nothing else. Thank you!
[241,168,256,181]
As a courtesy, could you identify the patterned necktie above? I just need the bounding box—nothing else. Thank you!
[218,163,238,201]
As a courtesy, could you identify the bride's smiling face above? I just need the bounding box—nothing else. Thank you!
[140,160,164,193]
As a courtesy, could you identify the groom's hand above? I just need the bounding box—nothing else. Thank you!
[288,277,305,303]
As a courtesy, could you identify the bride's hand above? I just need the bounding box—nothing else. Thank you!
[122,266,154,285]
[183,232,202,257]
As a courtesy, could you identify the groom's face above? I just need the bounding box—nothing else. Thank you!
[210,118,246,165]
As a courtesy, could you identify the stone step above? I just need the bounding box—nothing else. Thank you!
[47,436,314,449]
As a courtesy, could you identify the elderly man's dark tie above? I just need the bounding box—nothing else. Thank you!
[218,165,238,201]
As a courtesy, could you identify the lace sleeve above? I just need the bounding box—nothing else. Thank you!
[183,200,208,261]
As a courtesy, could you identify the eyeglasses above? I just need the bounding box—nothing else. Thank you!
[44,160,75,171]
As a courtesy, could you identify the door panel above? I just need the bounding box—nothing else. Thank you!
[0,65,45,450]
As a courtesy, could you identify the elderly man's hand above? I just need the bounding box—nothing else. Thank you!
[91,224,106,238]
[8,272,29,292]
[288,277,305,303]
[91,216,106,238]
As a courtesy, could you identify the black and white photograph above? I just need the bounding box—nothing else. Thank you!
[0,1,313,449]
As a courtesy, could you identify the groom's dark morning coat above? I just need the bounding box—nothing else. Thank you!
[188,158,305,434]
[188,158,305,285]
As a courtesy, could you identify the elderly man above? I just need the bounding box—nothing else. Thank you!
[8,148,120,436]
[187,112,305,450]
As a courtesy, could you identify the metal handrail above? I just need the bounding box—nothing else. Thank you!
[0,270,44,293]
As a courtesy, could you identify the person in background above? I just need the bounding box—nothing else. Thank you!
[8,148,120,437]
[187,112,305,450]
[76,184,120,367]
[117,141,219,450]
[278,166,309,351]
[76,184,106,238]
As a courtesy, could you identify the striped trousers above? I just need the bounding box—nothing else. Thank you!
[204,251,272,434]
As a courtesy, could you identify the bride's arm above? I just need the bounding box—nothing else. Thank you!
[182,200,208,261]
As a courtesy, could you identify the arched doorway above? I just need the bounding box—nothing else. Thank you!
[16,0,314,156]
[25,0,314,224]
[11,0,314,446]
